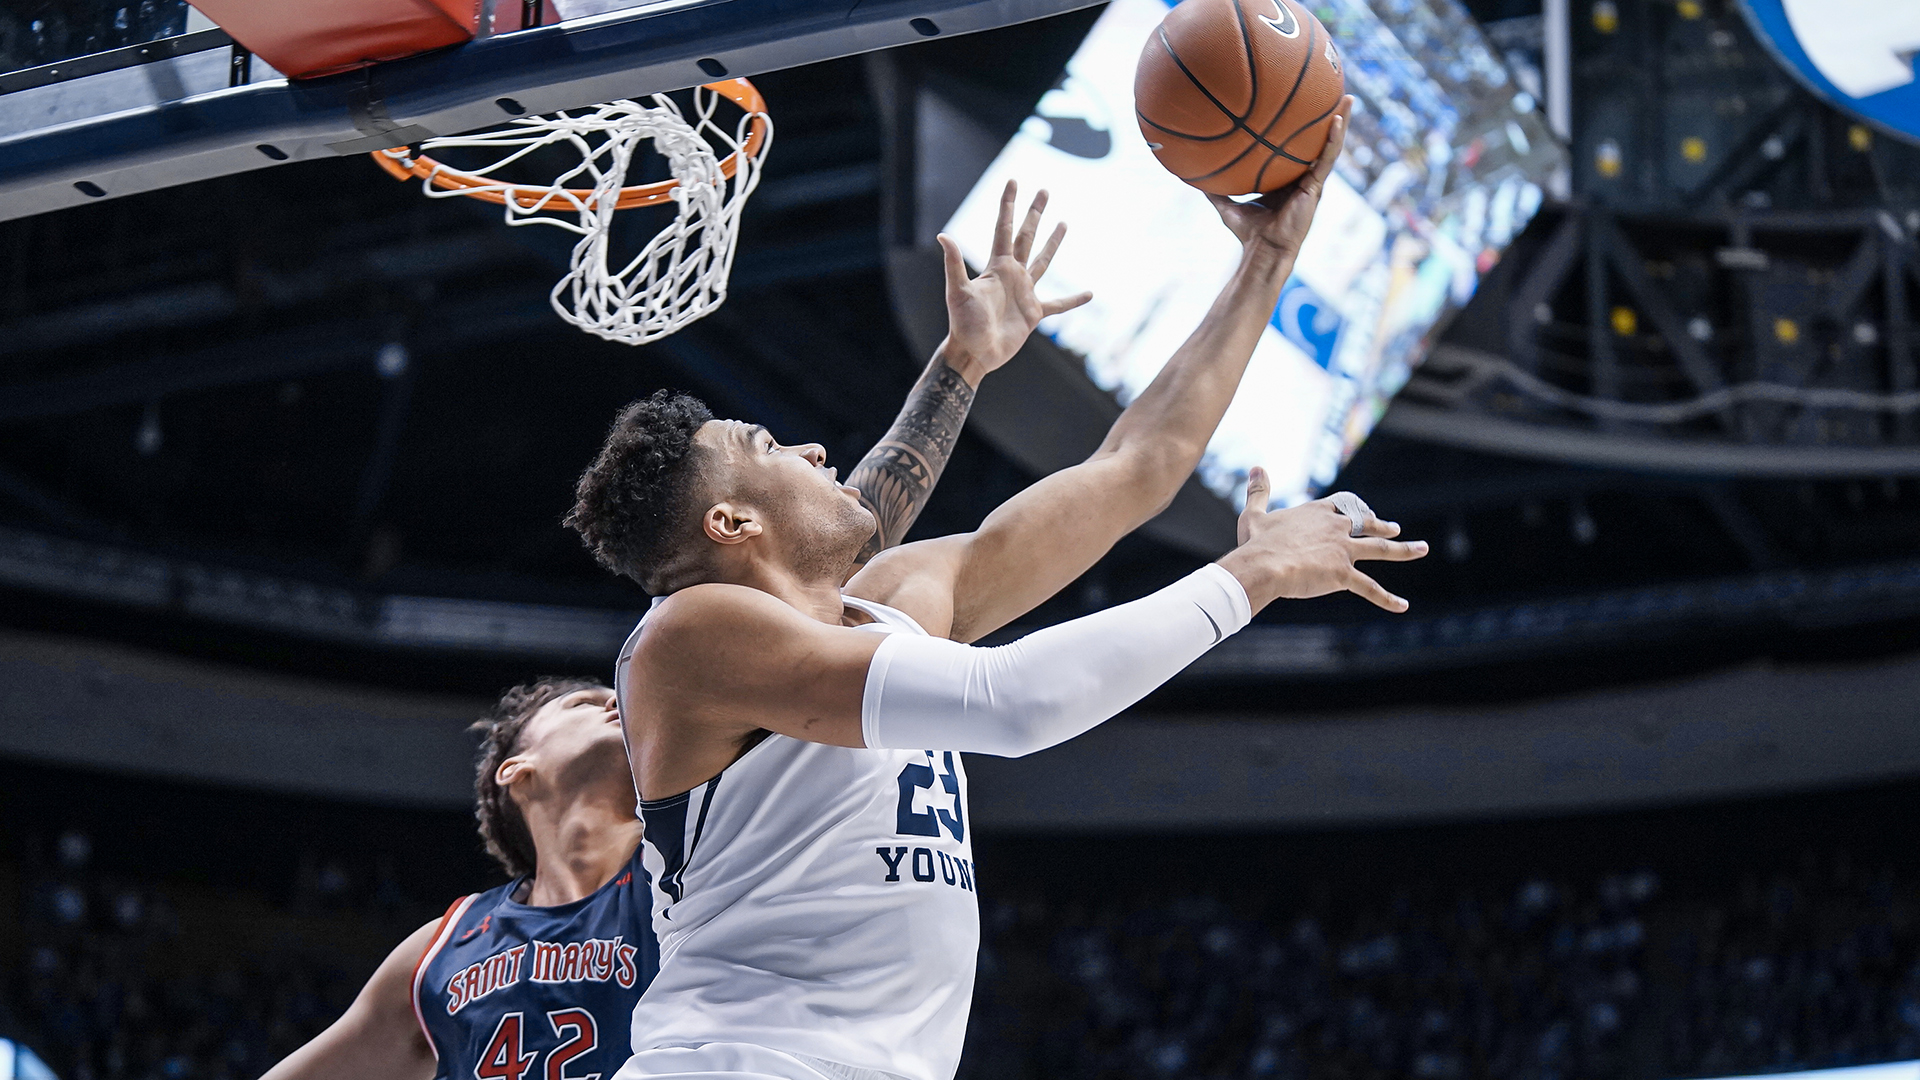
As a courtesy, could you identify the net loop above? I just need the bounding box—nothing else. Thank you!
[372,80,771,345]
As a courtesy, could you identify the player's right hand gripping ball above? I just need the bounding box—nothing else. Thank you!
[1134,0,1345,196]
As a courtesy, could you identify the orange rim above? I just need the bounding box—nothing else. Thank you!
[371,79,769,211]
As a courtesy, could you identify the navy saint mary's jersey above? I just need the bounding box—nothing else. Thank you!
[412,846,658,1080]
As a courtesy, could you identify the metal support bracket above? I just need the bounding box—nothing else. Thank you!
[327,71,437,154]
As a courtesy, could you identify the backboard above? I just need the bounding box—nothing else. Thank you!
[0,0,1101,223]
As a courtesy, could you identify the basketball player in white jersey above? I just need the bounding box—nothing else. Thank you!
[573,99,1422,1080]
[253,284,1033,1080]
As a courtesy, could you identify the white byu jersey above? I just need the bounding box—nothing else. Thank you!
[613,595,980,1080]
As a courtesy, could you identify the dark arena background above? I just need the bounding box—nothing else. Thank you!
[5,0,1920,1078]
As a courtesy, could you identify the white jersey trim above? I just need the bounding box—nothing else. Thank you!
[410,892,478,1060]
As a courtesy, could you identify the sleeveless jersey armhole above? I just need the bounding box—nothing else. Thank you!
[839,594,931,637]
[411,893,479,1061]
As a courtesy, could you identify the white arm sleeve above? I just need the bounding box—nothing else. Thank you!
[860,563,1252,757]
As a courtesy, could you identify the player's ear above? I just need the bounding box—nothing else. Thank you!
[496,756,531,788]
[703,502,763,545]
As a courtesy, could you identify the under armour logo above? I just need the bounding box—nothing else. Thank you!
[1258,3,1299,38]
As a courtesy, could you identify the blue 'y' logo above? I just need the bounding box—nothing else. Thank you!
[1273,278,1344,370]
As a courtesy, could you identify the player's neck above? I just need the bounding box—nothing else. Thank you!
[521,782,642,908]
[722,555,854,624]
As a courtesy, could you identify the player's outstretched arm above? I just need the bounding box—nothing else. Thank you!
[257,918,440,1080]
[853,99,1359,642]
[843,355,975,571]
[637,470,1421,765]
[844,181,1095,572]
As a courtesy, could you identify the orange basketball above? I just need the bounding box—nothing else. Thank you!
[1134,0,1346,196]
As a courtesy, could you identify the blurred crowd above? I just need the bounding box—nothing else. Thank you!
[2,830,418,1080]
[959,848,1920,1080]
[5,827,1919,1080]
[1664,854,1920,1076]
[962,869,1657,1080]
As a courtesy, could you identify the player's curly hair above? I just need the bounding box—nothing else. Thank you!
[566,389,716,595]
[470,677,605,880]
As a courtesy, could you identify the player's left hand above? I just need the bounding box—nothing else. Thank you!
[1221,466,1427,613]
[934,180,1094,384]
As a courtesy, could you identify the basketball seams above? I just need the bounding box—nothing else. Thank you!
[1145,20,1305,182]
[1276,99,1340,154]
[1253,99,1337,191]
[1179,87,1318,184]
[1249,7,1324,191]
[1232,0,1259,121]
[1138,110,1242,143]
[1263,6,1318,143]
[1150,27,1258,141]
[1177,136,1308,186]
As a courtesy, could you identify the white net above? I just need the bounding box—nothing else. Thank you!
[377,85,770,346]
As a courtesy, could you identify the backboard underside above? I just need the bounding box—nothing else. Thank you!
[0,0,1100,223]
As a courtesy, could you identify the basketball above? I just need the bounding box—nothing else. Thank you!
[1134,0,1346,196]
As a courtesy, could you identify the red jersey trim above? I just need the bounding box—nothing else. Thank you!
[411,893,479,1061]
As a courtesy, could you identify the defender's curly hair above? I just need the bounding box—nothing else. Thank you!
[566,390,715,595]
[470,677,605,880]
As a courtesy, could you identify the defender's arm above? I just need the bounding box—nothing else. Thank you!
[258,918,440,1080]
[854,102,1357,642]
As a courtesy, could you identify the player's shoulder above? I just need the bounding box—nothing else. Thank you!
[630,585,825,691]
[850,533,968,581]
[398,913,447,960]
[640,583,790,639]
[650,581,788,617]
[421,889,498,953]
[845,535,968,636]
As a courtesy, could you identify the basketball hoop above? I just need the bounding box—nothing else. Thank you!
[373,80,771,345]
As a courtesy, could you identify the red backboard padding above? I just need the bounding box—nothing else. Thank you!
[188,0,485,80]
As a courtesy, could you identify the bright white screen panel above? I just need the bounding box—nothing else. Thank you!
[0,1039,59,1080]
[945,0,1563,506]
[1687,1065,1920,1080]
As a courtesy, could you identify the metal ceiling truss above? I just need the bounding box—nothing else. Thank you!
[1567,0,1920,215]
[1391,203,1920,475]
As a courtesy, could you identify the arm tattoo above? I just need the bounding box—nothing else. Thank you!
[846,359,976,567]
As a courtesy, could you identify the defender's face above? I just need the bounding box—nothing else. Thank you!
[517,686,624,780]
[698,419,876,550]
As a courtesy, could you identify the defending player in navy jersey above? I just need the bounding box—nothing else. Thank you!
[258,681,649,1080]
[256,307,1023,1080]
[570,103,1426,1080]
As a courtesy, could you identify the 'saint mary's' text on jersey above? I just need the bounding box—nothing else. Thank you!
[414,845,659,1080]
